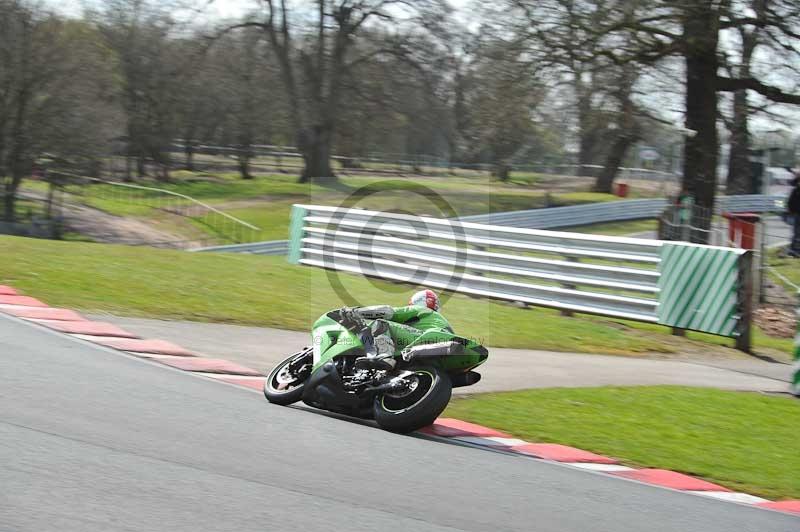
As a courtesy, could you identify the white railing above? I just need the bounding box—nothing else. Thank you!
[56,173,261,246]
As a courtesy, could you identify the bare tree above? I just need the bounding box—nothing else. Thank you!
[95,0,200,181]
[0,1,103,221]
[588,0,800,241]
[504,0,622,178]
[594,63,641,193]
[454,38,548,180]
[229,0,448,183]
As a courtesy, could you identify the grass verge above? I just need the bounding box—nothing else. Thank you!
[25,174,625,244]
[767,249,800,293]
[0,235,768,357]
[445,386,800,500]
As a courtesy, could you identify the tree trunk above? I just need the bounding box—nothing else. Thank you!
[577,94,596,177]
[682,2,720,243]
[158,164,170,182]
[45,181,55,220]
[726,90,751,194]
[725,22,758,195]
[595,62,637,194]
[339,157,362,169]
[154,151,170,182]
[0,132,6,181]
[595,135,633,193]
[124,155,133,182]
[3,186,15,223]
[5,84,30,225]
[493,163,511,182]
[0,132,8,222]
[238,149,253,180]
[299,126,335,184]
[184,143,195,172]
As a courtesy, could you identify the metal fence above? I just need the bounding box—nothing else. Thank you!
[54,173,262,248]
[463,195,786,228]
[794,310,800,396]
[192,240,289,254]
[287,204,753,350]
[658,202,796,307]
[195,194,787,256]
[154,142,682,181]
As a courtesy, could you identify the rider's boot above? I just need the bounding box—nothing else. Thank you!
[355,322,396,371]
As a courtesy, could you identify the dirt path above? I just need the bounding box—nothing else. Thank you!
[61,202,203,249]
[17,188,208,248]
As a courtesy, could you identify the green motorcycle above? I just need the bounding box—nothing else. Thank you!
[264,309,489,433]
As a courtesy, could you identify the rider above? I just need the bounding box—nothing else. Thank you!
[338,289,451,370]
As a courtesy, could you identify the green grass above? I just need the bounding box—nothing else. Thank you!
[0,235,731,355]
[614,316,794,356]
[13,199,48,219]
[767,249,800,294]
[0,235,791,357]
[445,386,800,500]
[196,203,295,242]
[30,173,624,244]
[566,219,657,236]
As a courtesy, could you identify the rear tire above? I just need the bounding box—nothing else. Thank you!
[264,349,312,406]
[373,366,452,434]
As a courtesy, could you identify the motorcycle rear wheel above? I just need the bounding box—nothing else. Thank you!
[264,349,312,406]
[373,366,452,434]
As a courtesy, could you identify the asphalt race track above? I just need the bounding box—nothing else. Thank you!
[1,314,796,532]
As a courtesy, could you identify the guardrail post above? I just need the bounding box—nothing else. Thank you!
[758,218,766,304]
[735,251,754,353]
[473,245,485,276]
[793,298,800,396]
[793,297,800,396]
[287,205,308,264]
[560,256,580,317]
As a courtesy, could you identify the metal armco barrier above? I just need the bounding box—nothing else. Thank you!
[287,204,754,350]
[461,195,786,229]
[192,240,289,255]
[195,195,785,255]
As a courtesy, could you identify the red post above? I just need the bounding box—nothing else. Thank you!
[615,182,629,197]
[722,212,760,249]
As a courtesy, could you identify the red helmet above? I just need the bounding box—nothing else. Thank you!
[409,289,440,311]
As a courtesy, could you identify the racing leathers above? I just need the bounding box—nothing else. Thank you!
[338,305,452,370]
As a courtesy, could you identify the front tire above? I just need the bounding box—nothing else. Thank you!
[264,348,312,406]
[373,366,452,434]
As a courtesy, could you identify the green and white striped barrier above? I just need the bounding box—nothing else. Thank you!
[658,244,743,337]
[287,205,308,265]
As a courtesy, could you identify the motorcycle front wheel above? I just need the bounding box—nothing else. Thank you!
[373,366,452,434]
[264,348,312,406]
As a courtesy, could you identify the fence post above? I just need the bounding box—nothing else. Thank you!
[735,251,754,353]
[793,296,800,396]
[287,205,308,265]
[559,256,580,317]
[758,219,767,304]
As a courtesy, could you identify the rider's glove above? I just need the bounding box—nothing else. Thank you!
[338,307,364,331]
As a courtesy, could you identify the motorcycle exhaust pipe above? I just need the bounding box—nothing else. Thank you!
[363,380,404,395]
[402,341,464,362]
